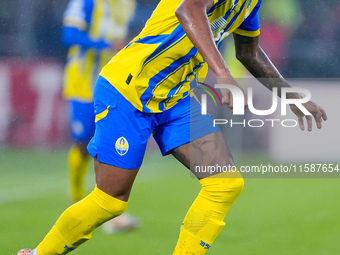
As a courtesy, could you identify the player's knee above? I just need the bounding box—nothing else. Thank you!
[200,174,244,205]
[91,187,128,218]
[103,199,128,218]
[223,176,244,201]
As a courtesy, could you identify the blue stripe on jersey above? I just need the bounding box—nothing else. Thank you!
[212,0,247,45]
[238,0,261,31]
[209,0,244,45]
[216,39,224,49]
[223,0,247,31]
[138,25,187,76]
[159,62,203,111]
[133,34,170,45]
[207,0,229,16]
[222,0,240,18]
[183,91,189,98]
[141,46,199,112]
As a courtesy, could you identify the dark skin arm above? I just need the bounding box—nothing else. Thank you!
[176,0,226,78]
[176,0,247,111]
[233,34,327,131]
[176,0,327,131]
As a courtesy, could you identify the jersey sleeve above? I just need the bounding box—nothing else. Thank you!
[63,0,94,31]
[234,0,262,37]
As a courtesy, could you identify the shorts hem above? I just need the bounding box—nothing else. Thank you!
[87,146,142,170]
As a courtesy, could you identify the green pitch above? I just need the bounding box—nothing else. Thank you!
[1,148,339,255]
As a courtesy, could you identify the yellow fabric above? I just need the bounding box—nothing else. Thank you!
[173,171,244,255]
[37,186,128,255]
[68,146,89,202]
[63,0,136,102]
[234,27,260,37]
[100,0,260,113]
[94,105,110,122]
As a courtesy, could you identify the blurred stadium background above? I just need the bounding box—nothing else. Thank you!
[0,0,339,254]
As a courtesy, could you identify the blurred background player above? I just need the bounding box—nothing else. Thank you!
[61,0,138,233]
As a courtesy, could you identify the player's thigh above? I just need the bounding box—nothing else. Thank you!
[153,96,219,156]
[172,131,235,179]
[153,96,234,179]
[88,76,153,199]
[94,158,139,201]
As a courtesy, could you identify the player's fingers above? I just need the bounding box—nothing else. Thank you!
[229,92,233,109]
[223,100,233,112]
[222,94,230,106]
[298,117,305,131]
[319,107,328,121]
[222,92,233,112]
[244,95,248,109]
[227,102,233,111]
[313,112,323,129]
[306,115,313,132]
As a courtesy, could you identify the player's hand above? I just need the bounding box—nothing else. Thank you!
[217,78,247,112]
[290,101,327,131]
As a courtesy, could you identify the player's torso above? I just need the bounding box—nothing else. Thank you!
[64,0,135,101]
[100,0,260,112]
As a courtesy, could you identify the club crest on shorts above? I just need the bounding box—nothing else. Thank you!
[115,137,129,156]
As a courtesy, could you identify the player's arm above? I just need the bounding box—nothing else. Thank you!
[61,0,110,50]
[233,33,327,131]
[61,27,110,50]
[175,0,246,111]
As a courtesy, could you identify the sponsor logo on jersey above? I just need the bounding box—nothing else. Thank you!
[115,137,129,156]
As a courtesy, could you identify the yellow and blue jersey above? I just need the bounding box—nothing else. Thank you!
[63,0,136,102]
[100,0,262,113]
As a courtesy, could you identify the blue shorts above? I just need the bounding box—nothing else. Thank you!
[68,100,95,142]
[87,76,220,169]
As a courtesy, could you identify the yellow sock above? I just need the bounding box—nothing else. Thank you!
[173,170,244,255]
[68,146,88,202]
[37,186,127,255]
